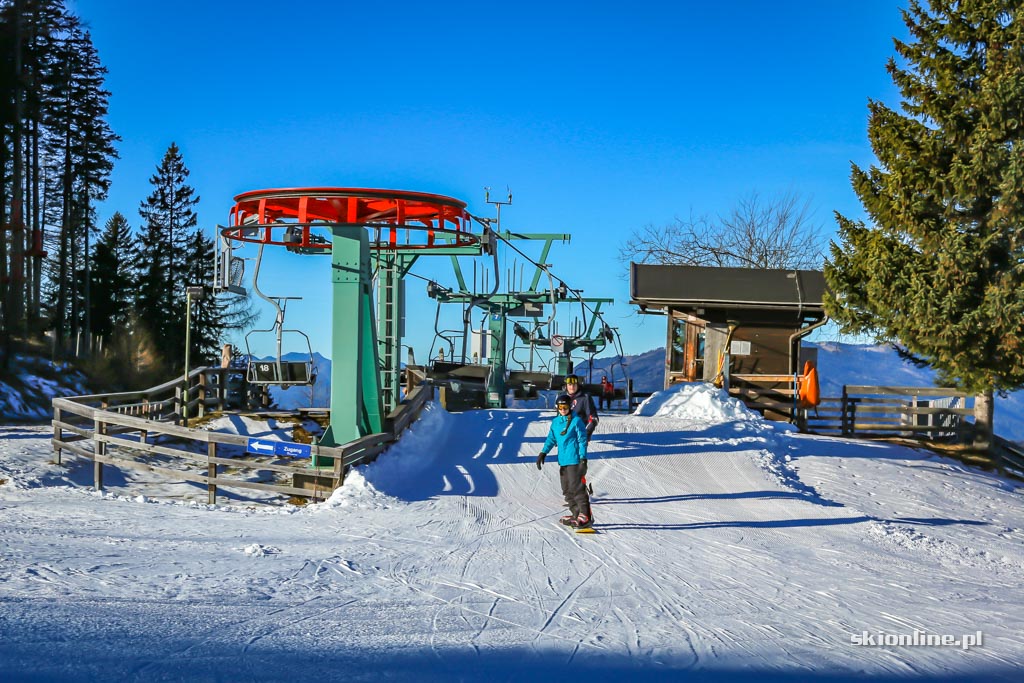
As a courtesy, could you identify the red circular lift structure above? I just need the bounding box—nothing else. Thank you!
[218,187,481,448]
[222,187,476,251]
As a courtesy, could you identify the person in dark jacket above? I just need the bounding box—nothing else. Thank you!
[561,374,598,442]
[600,375,616,409]
[536,395,592,528]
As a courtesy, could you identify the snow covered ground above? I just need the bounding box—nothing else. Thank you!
[2,385,1023,681]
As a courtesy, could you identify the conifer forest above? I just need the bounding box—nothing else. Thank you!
[0,0,251,384]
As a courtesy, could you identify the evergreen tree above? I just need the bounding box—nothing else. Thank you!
[1,1,117,363]
[134,142,199,373]
[88,211,134,344]
[45,20,117,351]
[824,0,1024,447]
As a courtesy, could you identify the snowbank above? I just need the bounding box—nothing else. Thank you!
[633,382,765,423]
[307,400,454,510]
[0,355,90,421]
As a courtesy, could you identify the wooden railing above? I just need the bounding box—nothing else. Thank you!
[802,385,975,440]
[68,366,270,424]
[994,437,1024,480]
[51,379,434,504]
[728,374,798,420]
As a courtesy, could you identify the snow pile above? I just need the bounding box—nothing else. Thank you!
[308,401,454,510]
[310,468,396,511]
[240,543,281,556]
[633,382,765,423]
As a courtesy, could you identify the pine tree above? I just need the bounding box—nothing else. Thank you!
[134,143,199,373]
[824,0,1024,447]
[53,23,117,351]
[70,28,118,349]
[88,211,134,344]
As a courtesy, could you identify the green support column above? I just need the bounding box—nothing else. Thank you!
[319,226,384,447]
[555,353,572,377]
[486,312,506,407]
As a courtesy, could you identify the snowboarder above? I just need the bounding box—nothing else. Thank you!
[536,395,593,529]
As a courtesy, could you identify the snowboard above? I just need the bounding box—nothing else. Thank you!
[559,521,598,534]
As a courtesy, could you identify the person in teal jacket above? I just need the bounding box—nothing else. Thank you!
[536,395,592,528]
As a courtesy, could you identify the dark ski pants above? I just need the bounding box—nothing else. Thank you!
[559,463,591,519]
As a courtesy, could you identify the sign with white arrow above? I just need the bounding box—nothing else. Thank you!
[246,438,278,455]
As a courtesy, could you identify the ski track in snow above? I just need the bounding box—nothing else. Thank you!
[1,396,1024,682]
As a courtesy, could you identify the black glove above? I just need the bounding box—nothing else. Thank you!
[580,458,588,477]
[536,452,547,470]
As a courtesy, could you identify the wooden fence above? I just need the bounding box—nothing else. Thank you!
[733,380,1024,480]
[51,368,434,504]
[803,385,974,440]
[69,366,269,423]
[994,437,1024,480]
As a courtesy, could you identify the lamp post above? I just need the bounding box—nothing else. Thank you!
[183,286,205,424]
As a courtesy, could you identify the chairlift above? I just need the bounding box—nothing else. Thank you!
[244,243,317,388]
[213,233,247,296]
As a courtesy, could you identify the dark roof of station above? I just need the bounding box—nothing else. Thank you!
[630,263,827,317]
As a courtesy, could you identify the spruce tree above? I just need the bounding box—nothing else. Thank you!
[88,211,134,344]
[134,142,198,373]
[824,0,1024,447]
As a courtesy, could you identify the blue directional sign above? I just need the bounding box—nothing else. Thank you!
[246,438,278,455]
[276,442,312,459]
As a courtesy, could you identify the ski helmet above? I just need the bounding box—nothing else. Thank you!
[555,395,571,409]
[564,374,579,387]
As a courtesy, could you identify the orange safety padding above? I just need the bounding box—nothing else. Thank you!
[798,361,820,408]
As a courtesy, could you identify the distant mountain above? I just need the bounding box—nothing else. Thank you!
[573,348,664,393]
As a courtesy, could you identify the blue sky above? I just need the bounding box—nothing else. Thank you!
[71,0,907,362]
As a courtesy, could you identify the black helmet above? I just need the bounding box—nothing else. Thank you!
[555,395,571,408]
[564,374,579,387]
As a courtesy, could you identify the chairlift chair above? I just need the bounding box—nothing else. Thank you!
[242,242,317,388]
[244,308,318,387]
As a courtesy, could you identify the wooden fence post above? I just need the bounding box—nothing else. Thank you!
[329,446,344,490]
[841,386,849,436]
[207,442,217,505]
[218,368,227,411]
[198,372,208,419]
[93,415,105,491]
[54,406,63,466]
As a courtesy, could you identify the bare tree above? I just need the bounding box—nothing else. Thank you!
[620,191,825,270]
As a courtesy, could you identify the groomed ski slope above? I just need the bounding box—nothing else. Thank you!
[1,384,1023,682]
